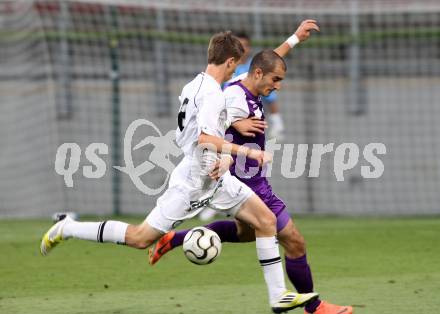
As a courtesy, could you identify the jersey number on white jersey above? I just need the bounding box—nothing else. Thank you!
[177,97,189,131]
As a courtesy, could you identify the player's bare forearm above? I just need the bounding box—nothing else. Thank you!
[274,42,293,59]
[198,133,272,165]
[274,19,320,58]
[199,132,250,156]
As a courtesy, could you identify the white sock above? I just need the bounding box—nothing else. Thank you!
[256,236,286,305]
[63,219,128,245]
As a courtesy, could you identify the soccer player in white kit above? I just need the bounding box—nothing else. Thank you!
[40,31,318,313]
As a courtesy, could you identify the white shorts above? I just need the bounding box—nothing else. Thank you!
[146,172,253,233]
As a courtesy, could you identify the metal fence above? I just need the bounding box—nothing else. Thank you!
[1,0,439,217]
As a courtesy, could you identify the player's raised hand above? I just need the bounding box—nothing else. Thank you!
[274,19,319,57]
[232,116,268,137]
[295,19,320,42]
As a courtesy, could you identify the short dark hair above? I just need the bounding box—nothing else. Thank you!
[249,50,287,75]
[207,31,244,65]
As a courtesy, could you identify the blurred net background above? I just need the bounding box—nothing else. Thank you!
[0,0,439,217]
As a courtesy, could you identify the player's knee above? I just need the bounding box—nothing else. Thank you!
[256,211,277,232]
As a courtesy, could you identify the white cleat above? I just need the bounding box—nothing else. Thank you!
[271,291,319,313]
[40,215,71,256]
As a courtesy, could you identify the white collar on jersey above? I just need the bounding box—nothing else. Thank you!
[226,72,247,85]
[201,72,222,89]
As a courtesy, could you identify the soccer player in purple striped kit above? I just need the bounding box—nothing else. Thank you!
[149,23,353,314]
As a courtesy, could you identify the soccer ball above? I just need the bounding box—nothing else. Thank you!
[183,227,222,265]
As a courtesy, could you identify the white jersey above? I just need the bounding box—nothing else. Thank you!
[175,72,228,155]
[173,72,229,193]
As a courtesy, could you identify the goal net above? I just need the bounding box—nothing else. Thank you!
[1,0,439,217]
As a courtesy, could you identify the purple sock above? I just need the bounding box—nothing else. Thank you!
[285,254,321,313]
[206,220,240,243]
[171,230,188,247]
[171,220,239,248]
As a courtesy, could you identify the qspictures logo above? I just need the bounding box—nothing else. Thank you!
[54,119,386,196]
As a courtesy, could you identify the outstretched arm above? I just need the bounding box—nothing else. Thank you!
[198,132,272,166]
[274,19,320,58]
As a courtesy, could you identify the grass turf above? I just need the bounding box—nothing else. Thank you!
[0,216,439,313]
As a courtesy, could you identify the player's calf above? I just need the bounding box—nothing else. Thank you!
[125,223,162,249]
[235,219,256,242]
[278,219,306,258]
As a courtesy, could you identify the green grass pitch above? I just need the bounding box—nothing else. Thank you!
[0,216,439,313]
